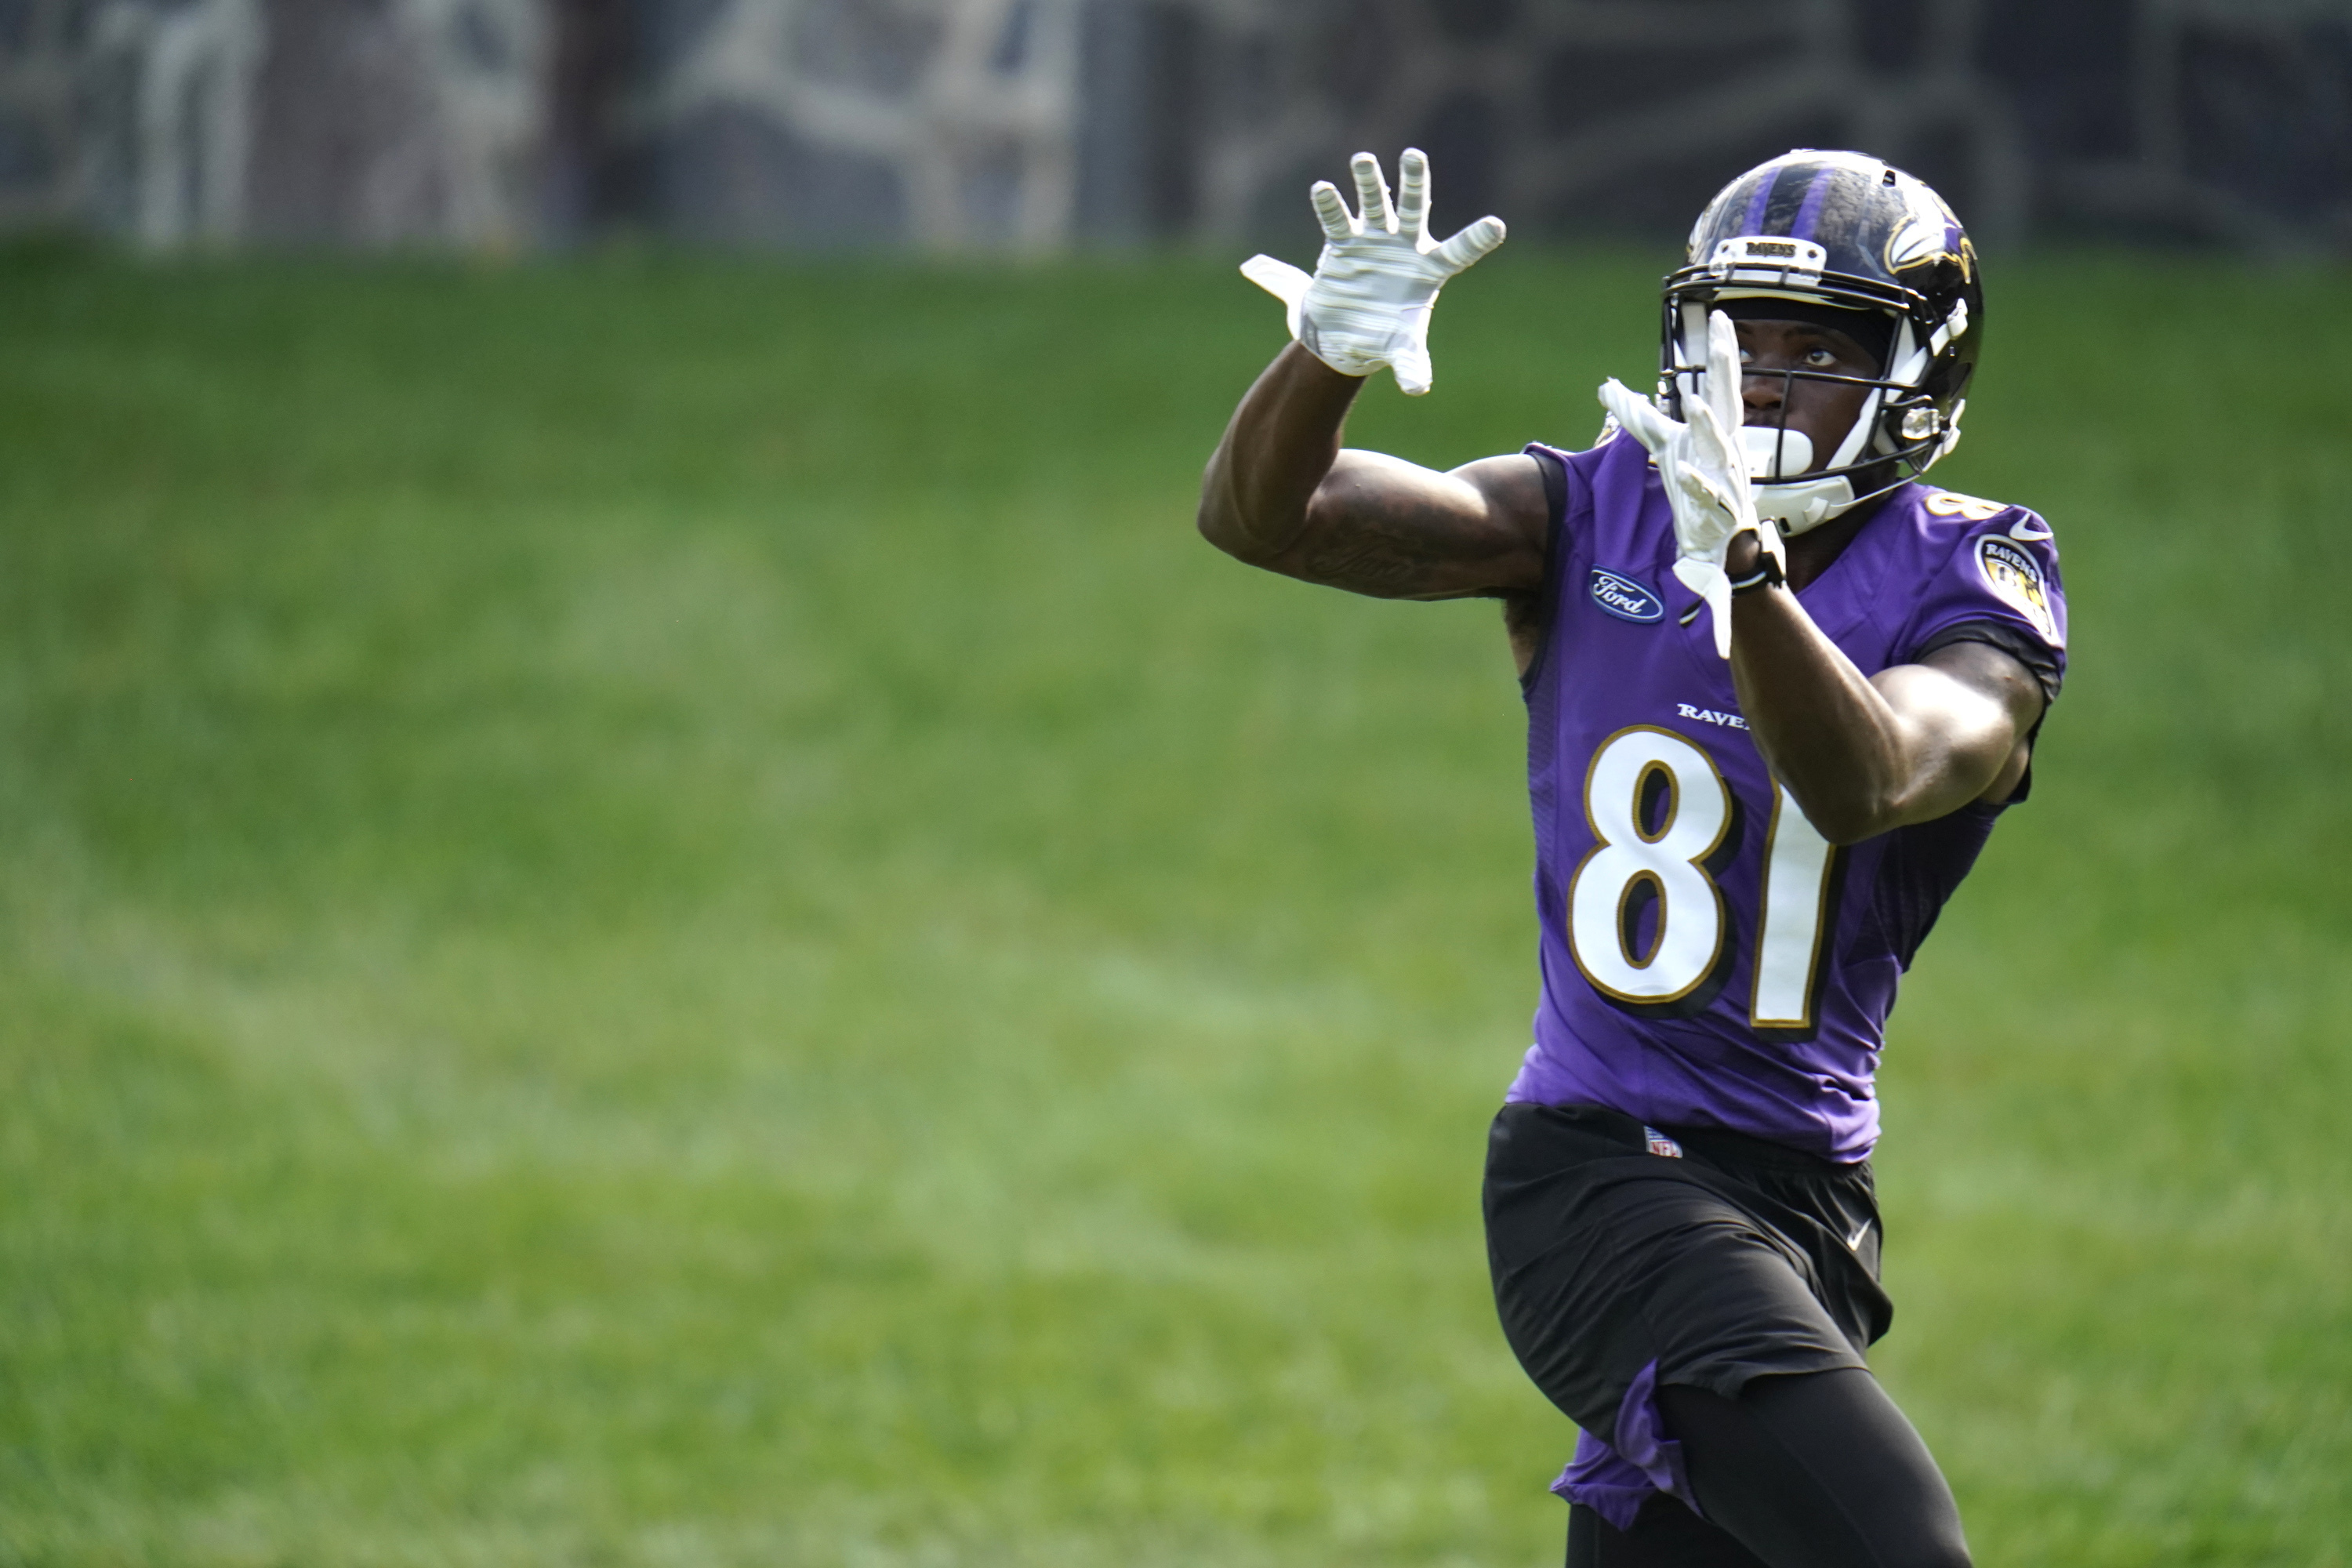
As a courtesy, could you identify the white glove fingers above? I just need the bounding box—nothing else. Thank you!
[1704,310,1744,441]
[1433,214,1507,273]
[1240,253,1312,337]
[1240,253,1309,304]
[1350,151,1397,234]
[1683,388,1733,468]
[1677,463,1744,531]
[1396,147,1430,243]
[1686,362,1751,500]
[1276,149,1496,392]
[1309,180,1356,241]
[1597,378,1676,453]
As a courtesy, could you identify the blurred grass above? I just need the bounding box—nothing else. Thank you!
[0,242,2347,1566]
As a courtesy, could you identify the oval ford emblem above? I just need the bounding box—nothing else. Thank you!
[1588,568,1664,624]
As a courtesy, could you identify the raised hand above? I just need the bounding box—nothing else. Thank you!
[1597,310,1784,657]
[1240,148,1507,395]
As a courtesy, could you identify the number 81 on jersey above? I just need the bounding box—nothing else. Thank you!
[1568,726,1838,1031]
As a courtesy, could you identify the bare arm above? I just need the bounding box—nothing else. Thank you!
[1726,542,2045,844]
[1198,343,1550,600]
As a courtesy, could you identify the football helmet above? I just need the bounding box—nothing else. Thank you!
[1660,150,1983,535]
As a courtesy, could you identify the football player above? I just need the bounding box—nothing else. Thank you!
[1199,147,2066,1568]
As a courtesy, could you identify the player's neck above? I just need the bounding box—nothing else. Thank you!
[1782,493,1886,593]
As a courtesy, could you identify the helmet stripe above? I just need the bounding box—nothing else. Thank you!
[1737,167,1777,235]
[1790,165,1838,242]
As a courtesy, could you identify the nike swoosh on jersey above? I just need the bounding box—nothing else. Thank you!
[1845,1219,1872,1250]
[2009,519,2053,542]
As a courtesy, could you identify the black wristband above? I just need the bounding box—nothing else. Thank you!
[1729,551,1785,596]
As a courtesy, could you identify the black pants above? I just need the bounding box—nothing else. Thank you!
[1484,1105,1968,1568]
[1564,1368,1970,1568]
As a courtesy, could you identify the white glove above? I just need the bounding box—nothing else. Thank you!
[1596,310,1786,658]
[1240,148,1506,396]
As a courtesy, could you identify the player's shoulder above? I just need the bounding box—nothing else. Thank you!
[1888,484,2067,648]
[1526,422,1658,530]
[1889,483,2063,589]
[1901,485,2058,546]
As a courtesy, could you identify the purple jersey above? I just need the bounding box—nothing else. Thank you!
[1505,430,2067,1161]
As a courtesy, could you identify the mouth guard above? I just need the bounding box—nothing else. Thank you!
[1740,426,1813,480]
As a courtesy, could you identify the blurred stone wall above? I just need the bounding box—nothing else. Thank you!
[0,0,549,246]
[2,0,2349,252]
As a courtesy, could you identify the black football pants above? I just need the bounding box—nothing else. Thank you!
[1564,1368,1972,1568]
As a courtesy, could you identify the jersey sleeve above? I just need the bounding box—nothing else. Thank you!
[1900,497,2069,702]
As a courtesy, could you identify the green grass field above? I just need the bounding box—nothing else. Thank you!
[0,242,2347,1566]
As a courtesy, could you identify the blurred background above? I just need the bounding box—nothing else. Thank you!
[5,0,2352,256]
[3,3,2350,1566]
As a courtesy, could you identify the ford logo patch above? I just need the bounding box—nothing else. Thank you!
[1589,568,1664,624]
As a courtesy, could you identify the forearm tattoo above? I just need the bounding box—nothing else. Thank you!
[1295,506,1502,598]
